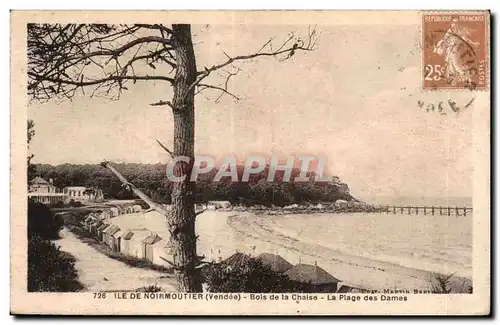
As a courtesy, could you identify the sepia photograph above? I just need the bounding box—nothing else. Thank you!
[10,10,491,315]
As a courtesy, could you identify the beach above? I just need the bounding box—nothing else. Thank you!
[196,211,472,292]
[70,208,472,292]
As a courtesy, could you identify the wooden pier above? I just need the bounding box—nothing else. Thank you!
[381,205,473,216]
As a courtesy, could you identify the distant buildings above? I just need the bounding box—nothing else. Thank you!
[63,186,104,203]
[28,177,67,205]
[207,201,231,210]
[28,176,104,205]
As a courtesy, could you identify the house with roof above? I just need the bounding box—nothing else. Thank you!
[109,207,120,217]
[89,219,103,235]
[119,230,135,255]
[28,177,67,205]
[127,229,153,259]
[63,186,104,203]
[283,263,341,293]
[142,234,164,264]
[109,228,130,253]
[222,252,253,271]
[84,214,98,230]
[98,209,113,221]
[256,253,294,273]
[97,223,111,241]
[103,225,121,247]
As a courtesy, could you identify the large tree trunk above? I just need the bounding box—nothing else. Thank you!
[168,24,202,292]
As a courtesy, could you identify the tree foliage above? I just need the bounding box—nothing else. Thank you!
[33,163,352,206]
[27,234,84,292]
[27,201,64,240]
[203,258,297,293]
[27,23,318,104]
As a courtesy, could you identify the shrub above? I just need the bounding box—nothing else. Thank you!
[202,258,296,293]
[27,201,64,240]
[136,285,162,292]
[27,234,84,292]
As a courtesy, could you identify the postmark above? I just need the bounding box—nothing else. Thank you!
[422,11,489,91]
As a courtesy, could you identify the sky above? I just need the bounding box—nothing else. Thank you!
[28,23,481,199]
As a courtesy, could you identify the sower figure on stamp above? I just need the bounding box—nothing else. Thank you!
[433,18,480,87]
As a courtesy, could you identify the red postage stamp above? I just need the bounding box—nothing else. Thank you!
[422,11,490,91]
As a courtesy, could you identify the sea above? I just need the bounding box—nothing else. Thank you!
[197,196,473,290]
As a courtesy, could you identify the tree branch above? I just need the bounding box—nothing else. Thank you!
[156,139,174,158]
[100,161,169,216]
[150,100,175,109]
[28,24,177,102]
[197,83,240,102]
[28,72,174,89]
[188,26,319,97]
[195,208,207,216]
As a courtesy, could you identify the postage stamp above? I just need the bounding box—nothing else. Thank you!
[422,11,490,91]
[10,10,491,316]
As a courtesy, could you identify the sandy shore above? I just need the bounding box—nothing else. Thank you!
[196,211,472,292]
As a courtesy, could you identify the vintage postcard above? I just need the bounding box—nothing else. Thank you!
[10,10,490,315]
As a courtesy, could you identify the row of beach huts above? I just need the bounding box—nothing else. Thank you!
[82,204,170,266]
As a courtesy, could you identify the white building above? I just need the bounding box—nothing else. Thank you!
[63,186,104,203]
[27,177,105,205]
[28,177,67,205]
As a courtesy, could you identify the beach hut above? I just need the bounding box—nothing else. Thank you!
[103,225,121,247]
[256,253,294,273]
[109,207,120,217]
[99,209,113,221]
[83,215,96,230]
[283,263,341,293]
[119,230,134,255]
[132,204,143,213]
[127,230,152,259]
[89,219,103,235]
[97,223,111,241]
[141,234,163,263]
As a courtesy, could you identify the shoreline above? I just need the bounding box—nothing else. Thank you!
[207,211,471,292]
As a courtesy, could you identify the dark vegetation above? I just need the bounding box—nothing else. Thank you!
[34,163,353,206]
[136,285,163,292]
[203,259,292,293]
[27,201,84,292]
[203,258,307,293]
